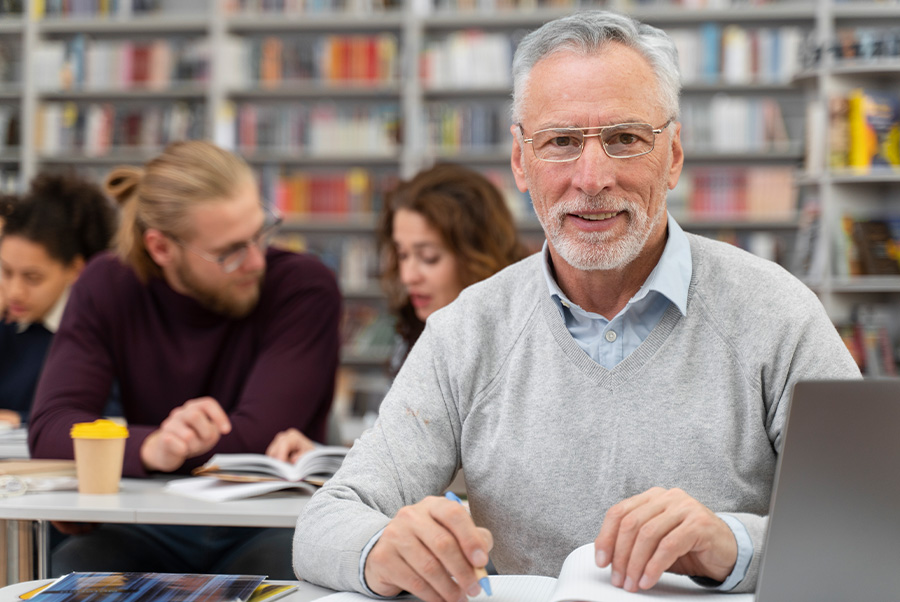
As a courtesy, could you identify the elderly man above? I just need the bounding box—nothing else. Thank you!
[292,11,859,601]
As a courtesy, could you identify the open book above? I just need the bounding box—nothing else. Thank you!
[192,445,349,484]
[317,543,755,602]
[164,445,349,502]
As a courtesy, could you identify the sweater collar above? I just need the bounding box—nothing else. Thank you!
[16,286,69,334]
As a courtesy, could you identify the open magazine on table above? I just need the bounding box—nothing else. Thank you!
[164,445,349,502]
[21,572,266,602]
[317,543,755,602]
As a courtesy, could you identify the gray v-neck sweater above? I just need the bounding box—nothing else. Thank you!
[293,234,859,594]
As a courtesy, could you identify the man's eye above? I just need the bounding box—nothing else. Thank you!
[551,135,577,148]
[611,132,638,145]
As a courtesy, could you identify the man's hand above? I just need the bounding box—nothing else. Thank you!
[365,495,493,602]
[0,409,21,428]
[265,428,316,463]
[140,397,231,472]
[594,487,737,592]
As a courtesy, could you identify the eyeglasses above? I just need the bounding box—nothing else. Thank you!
[519,120,672,162]
[166,205,283,274]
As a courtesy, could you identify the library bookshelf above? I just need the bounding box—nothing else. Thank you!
[793,1,900,377]
[1,0,896,408]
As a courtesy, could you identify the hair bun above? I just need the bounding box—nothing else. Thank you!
[104,166,145,207]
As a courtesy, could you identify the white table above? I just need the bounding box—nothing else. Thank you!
[0,579,335,602]
[0,478,310,585]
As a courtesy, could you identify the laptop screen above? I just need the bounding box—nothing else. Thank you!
[755,379,900,601]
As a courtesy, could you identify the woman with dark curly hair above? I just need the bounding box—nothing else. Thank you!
[0,172,117,426]
[379,163,529,370]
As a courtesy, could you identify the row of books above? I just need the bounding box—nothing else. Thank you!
[0,105,20,150]
[276,231,382,291]
[838,304,900,378]
[255,162,532,223]
[837,215,900,277]
[828,89,900,173]
[669,24,804,85]
[340,302,395,360]
[35,101,204,156]
[427,0,803,13]
[230,34,399,87]
[0,38,20,85]
[33,36,209,92]
[259,166,398,215]
[225,0,402,13]
[418,24,803,89]
[423,101,509,150]
[226,102,400,156]
[668,166,797,220]
[802,25,900,70]
[420,31,513,89]
[37,0,188,17]
[701,229,786,264]
[678,95,798,153]
[0,0,21,14]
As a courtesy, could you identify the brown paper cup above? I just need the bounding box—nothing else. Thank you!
[72,437,126,494]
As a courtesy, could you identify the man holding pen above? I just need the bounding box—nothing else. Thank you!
[291,11,859,602]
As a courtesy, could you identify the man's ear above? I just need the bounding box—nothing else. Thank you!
[143,229,177,268]
[667,121,685,190]
[510,124,529,193]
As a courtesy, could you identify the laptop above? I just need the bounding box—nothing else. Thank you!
[755,379,900,601]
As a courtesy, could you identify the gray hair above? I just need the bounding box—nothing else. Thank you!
[511,10,681,124]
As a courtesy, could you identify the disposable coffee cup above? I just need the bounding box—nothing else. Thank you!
[70,419,129,494]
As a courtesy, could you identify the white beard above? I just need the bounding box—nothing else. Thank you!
[522,150,670,271]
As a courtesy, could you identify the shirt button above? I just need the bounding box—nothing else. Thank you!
[605,330,617,343]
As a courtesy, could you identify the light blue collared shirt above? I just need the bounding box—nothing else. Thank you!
[541,212,691,369]
[542,212,751,591]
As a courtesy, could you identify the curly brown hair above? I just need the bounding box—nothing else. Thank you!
[378,163,529,354]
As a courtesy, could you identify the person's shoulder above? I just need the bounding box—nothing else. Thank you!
[76,251,142,292]
[687,233,819,316]
[261,247,341,301]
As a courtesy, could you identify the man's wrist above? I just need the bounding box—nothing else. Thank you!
[709,514,753,591]
[359,528,395,599]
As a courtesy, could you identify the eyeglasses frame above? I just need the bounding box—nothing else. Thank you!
[519,119,673,163]
[164,204,283,274]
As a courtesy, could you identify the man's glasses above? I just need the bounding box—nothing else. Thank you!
[520,120,672,162]
[166,205,283,274]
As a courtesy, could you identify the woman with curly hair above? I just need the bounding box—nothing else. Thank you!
[379,163,530,371]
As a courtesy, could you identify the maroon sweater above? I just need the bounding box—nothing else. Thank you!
[28,248,341,477]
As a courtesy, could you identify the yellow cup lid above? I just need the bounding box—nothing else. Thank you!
[70,419,129,439]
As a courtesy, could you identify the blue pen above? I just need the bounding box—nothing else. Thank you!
[445,491,492,597]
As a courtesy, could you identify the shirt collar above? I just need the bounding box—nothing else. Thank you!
[541,212,691,317]
[15,286,69,334]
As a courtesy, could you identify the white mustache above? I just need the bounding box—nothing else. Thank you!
[550,195,634,221]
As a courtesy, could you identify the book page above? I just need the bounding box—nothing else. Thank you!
[165,476,315,502]
[316,575,556,602]
[550,544,754,602]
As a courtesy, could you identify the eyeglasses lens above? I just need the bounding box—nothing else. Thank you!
[532,123,656,161]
